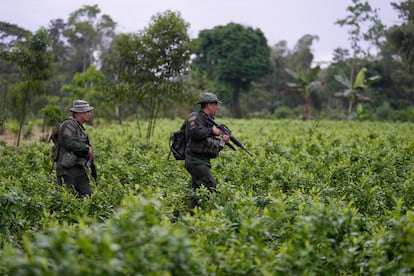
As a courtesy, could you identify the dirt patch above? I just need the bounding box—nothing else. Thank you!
[0,127,49,146]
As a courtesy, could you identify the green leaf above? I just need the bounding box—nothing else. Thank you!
[364,75,381,86]
[353,68,367,89]
[285,68,298,80]
[334,72,352,88]
[286,82,300,88]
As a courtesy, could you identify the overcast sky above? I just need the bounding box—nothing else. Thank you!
[1,0,401,64]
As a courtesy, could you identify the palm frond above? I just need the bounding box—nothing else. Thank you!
[334,72,351,88]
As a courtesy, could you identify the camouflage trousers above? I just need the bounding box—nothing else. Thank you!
[57,170,92,198]
[185,163,217,208]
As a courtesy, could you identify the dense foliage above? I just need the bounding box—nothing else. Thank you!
[2,1,414,134]
[1,119,413,274]
[193,23,272,118]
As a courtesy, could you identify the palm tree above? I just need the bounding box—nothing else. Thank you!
[334,67,381,120]
[285,66,321,120]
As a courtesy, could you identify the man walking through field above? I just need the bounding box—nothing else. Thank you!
[55,100,95,197]
[184,93,230,208]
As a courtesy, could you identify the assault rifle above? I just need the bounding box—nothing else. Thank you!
[86,136,98,185]
[86,159,98,184]
[207,117,253,156]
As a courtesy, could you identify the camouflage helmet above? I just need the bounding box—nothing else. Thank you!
[197,93,222,104]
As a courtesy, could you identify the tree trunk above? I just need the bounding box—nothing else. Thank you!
[16,89,28,146]
[231,85,242,118]
[347,101,354,120]
[115,105,122,125]
[135,112,142,138]
[16,111,25,146]
[304,91,312,120]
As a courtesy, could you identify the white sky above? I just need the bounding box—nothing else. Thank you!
[1,0,401,64]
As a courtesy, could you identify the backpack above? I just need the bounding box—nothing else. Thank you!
[49,123,61,162]
[168,121,187,161]
[48,118,73,163]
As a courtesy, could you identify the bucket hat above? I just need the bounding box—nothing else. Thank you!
[70,100,94,113]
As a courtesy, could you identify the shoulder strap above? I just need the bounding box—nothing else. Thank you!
[57,117,86,147]
[59,117,78,129]
[59,117,87,137]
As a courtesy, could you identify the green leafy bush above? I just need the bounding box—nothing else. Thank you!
[1,119,414,274]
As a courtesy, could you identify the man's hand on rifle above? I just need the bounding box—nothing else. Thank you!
[85,145,98,184]
[221,134,230,143]
[212,126,221,136]
[87,146,93,161]
[208,117,252,156]
[213,127,230,142]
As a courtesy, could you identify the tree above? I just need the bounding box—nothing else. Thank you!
[105,10,192,139]
[336,0,386,80]
[0,22,28,43]
[285,66,322,120]
[62,65,106,103]
[104,33,144,124]
[386,1,414,106]
[39,104,65,140]
[137,10,192,139]
[64,4,116,72]
[336,0,386,57]
[47,19,69,69]
[388,1,414,68]
[254,40,290,114]
[334,67,381,120]
[286,34,319,69]
[0,22,30,133]
[2,29,53,145]
[193,23,272,118]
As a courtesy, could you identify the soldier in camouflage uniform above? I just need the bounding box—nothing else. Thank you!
[184,93,230,208]
[56,100,94,197]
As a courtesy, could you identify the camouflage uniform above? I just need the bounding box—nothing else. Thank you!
[184,93,226,207]
[56,118,92,197]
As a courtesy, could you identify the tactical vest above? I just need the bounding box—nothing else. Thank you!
[185,111,223,158]
[56,118,89,173]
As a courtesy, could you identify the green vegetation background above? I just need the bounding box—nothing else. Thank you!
[1,119,414,274]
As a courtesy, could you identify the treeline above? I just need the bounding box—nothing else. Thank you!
[0,1,413,143]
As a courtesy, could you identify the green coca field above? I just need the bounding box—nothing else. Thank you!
[1,119,413,275]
